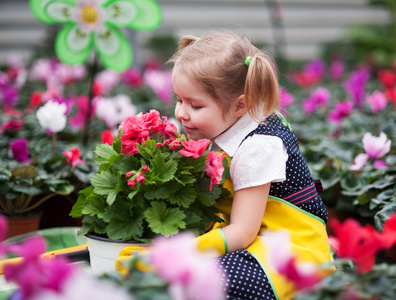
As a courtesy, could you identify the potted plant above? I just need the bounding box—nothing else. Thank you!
[70,110,229,274]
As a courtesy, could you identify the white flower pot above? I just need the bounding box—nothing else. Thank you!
[86,234,148,276]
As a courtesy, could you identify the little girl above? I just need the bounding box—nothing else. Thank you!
[169,31,333,299]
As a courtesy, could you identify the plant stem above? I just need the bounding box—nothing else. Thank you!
[82,53,98,146]
[17,192,57,214]
[20,194,33,210]
[52,133,57,154]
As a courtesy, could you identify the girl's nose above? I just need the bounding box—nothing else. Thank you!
[176,104,189,121]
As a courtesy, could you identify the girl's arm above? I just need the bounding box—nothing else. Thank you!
[221,182,271,252]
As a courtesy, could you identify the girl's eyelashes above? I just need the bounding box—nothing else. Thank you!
[191,104,202,110]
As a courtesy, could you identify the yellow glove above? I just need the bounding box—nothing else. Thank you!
[196,228,228,256]
[115,245,148,276]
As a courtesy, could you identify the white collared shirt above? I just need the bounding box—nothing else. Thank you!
[212,113,288,191]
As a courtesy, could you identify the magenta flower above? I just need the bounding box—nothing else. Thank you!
[10,138,29,163]
[343,68,370,108]
[366,91,387,113]
[4,236,76,299]
[179,139,210,158]
[149,233,225,300]
[279,87,295,107]
[301,87,331,115]
[204,151,225,191]
[328,101,353,125]
[121,67,143,88]
[304,59,326,79]
[330,59,345,81]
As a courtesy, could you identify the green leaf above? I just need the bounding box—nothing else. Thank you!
[151,154,178,182]
[90,171,119,205]
[12,185,42,196]
[168,186,197,208]
[144,181,179,200]
[107,216,144,241]
[70,186,93,217]
[49,183,74,195]
[81,193,106,218]
[144,201,186,237]
[94,143,118,164]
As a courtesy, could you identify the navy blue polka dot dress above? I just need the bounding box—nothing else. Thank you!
[215,113,328,300]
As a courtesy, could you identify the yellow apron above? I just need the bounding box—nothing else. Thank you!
[197,167,334,300]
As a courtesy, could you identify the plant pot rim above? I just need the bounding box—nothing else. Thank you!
[85,233,147,244]
[5,211,43,220]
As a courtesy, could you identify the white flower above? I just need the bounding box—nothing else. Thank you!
[36,100,67,133]
[362,132,391,159]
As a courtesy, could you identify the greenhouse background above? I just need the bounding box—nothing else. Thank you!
[1,0,396,299]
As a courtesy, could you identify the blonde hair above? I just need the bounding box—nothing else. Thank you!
[168,31,279,121]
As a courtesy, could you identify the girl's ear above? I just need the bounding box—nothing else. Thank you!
[233,95,247,117]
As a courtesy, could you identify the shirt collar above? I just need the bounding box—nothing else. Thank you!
[212,113,260,157]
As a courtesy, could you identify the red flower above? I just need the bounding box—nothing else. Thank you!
[204,151,225,191]
[179,139,210,159]
[0,119,23,133]
[101,130,114,145]
[30,91,43,108]
[330,215,396,273]
[62,147,86,168]
[378,69,396,88]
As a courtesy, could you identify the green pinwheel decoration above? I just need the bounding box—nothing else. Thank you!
[29,0,162,72]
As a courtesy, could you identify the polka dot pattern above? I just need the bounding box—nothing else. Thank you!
[243,114,328,223]
[215,249,276,300]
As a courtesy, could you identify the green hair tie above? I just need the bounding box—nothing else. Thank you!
[245,56,252,66]
[195,38,201,43]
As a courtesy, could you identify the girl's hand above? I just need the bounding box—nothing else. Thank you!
[221,183,271,252]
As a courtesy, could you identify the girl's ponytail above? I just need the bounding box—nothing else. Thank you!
[244,53,279,121]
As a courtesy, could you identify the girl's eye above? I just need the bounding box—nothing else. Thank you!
[191,104,202,110]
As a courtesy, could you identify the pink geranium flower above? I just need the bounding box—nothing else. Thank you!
[204,151,225,191]
[179,139,210,159]
[62,147,86,168]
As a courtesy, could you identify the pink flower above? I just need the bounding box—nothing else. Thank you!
[10,138,30,163]
[330,59,344,81]
[301,87,331,115]
[149,233,224,300]
[366,90,387,113]
[261,230,320,290]
[93,70,120,96]
[143,69,174,105]
[343,67,370,108]
[96,94,137,129]
[362,132,391,159]
[179,139,210,159]
[328,101,353,124]
[1,119,23,134]
[350,153,369,171]
[136,173,145,184]
[69,95,96,130]
[279,88,295,107]
[204,151,225,191]
[62,147,86,168]
[121,67,143,88]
